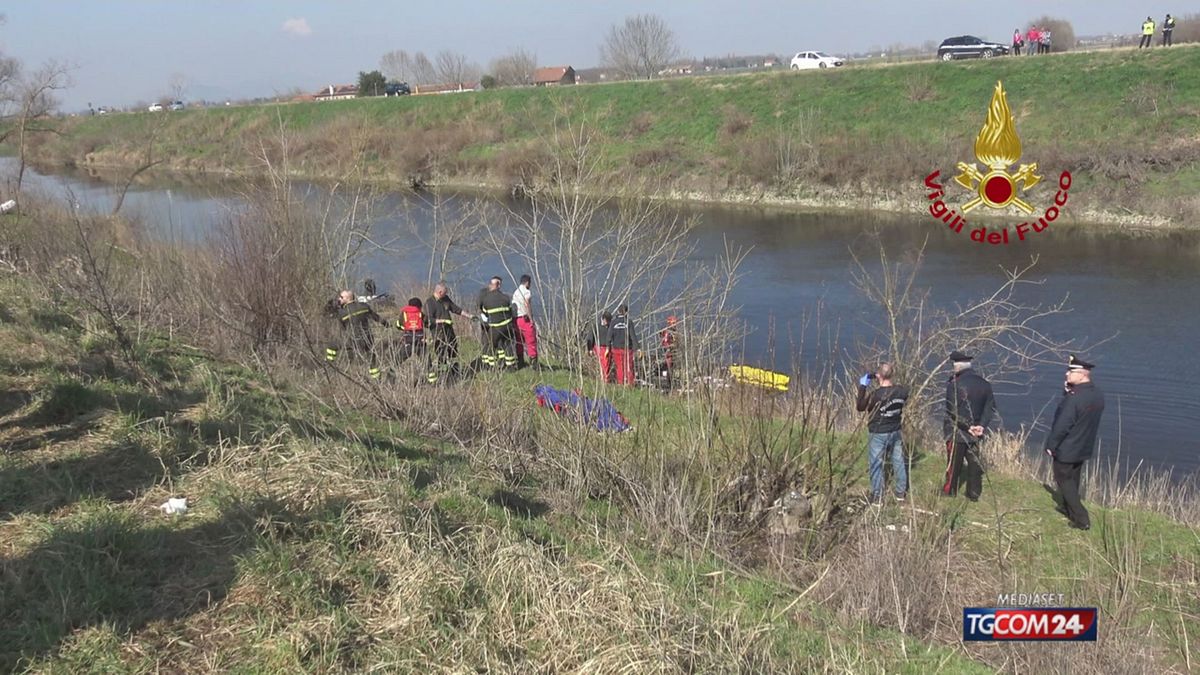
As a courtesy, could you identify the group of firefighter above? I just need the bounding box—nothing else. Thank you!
[325,275,680,387]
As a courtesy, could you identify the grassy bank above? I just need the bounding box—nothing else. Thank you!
[2,264,1198,672]
[23,45,1200,227]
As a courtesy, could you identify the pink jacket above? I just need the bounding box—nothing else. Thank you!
[1027,29,1040,42]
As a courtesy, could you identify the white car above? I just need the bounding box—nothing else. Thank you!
[790,51,844,70]
[147,103,164,112]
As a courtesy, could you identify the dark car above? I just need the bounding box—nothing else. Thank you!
[937,36,1010,61]
[385,82,411,96]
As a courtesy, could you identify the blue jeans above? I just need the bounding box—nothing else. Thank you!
[868,431,907,499]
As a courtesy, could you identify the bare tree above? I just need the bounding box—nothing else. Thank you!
[848,234,1104,441]
[5,60,71,198]
[489,47,537,87]
[167,72,188,101]
[380,49,412,83]
[482,101,745,374]
[599,14,681,80]
[434,50,481,85]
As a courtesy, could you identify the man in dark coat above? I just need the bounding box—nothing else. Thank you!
[1045,355,1106,530]
[942,350,996,501]
[327,289,384,380]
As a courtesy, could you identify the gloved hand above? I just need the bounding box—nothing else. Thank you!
[859,373,871,387]
[1045,448,1054,458]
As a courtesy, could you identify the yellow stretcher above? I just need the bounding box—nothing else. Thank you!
[728,365,790,392]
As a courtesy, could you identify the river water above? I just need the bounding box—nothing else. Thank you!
[8,161,1199,479]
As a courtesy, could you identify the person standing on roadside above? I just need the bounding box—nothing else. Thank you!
[608,304,639,386]
[1163,14,1176,47]
[942,350,996,501]
[1141,17,1156,49]
[1012,28,1024,56]
[1040,28,1052,54]
[1026,26,1040,55]
[512,274,539,369]
[425,282,475,384]
[856,363,909,503]
[1045,355,1106,531]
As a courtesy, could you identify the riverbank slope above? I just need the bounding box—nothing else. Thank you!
[22,45,1200,228]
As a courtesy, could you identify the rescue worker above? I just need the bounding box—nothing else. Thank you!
[583,311,613,382]
[513,274,538,369]
[425,282,475,384]
[1163,14,1176,47]
[608,304,639,386]
[1141,17,1155,49]
[327,289,384,380]
[479,276,518,370]
[395,297,426,363]
[1045,355,1106,531]
[658,315,679,388]
[942,350,996,501]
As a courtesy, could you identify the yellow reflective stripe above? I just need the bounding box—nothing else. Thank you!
[484,307,509,314]
[435,319,453,324]
[489,319,512,327]
[342,308,371,321]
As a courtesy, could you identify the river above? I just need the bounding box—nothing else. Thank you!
[8,160,1199,479]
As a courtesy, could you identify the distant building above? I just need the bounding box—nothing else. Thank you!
[533,66,576,86]
[314,84,358,101]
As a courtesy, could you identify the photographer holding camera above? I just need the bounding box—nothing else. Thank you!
[855,363,909,502]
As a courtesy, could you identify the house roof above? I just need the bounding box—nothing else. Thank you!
[533,66,572,84]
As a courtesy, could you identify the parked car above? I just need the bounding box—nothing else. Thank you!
[147,103,164,112]
[96,107,109,115]
[937,36,1010,61]
[790,51,844,70]
[385,82,411,96]
[169,101,184,111]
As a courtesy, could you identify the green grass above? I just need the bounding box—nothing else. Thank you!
[26,45,1200,225]
[1,271,1197,672]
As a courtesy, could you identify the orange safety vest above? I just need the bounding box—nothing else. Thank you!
[400,305,424,332]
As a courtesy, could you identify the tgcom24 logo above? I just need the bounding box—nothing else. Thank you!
[923,81,1073,245]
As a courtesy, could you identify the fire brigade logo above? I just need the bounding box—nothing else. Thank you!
[954,81,1040,214]
[922,80,1073,245]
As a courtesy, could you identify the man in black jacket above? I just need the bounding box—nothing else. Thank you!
[608,304,639,385]
[425,283,475,384]
[327,290,385,380]
[856,362,909,502]
[942,350,996,500]
[1045,355,1106,530]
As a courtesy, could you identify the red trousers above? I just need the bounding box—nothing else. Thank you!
[594,346,611,382]
[612,348,635,385]
[517,316,538,359]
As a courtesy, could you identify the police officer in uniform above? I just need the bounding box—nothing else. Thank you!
[327,289,385,380]
[1045,355,1106,530]
[479,276,518,370]
[1140,16,1156,48]
[942,350,996,501]
[1163,14,1176,47]
[425,283,475,384]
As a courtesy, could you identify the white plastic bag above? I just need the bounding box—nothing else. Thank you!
[159,497,188,515]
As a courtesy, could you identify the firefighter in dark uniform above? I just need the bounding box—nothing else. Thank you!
[395,297,426,363]
[327,289,384,380]
[1045,355,1106,530]
[479,276,517,369]
[942,350,996,501]
[425,283,474,384]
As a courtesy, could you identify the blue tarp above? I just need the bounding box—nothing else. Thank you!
[534,384,631,432]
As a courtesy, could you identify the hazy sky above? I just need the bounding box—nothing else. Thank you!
[0,1,1182,110]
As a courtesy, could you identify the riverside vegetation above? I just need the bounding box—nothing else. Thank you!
[1,167,1198,672]
[20,46,1200,228]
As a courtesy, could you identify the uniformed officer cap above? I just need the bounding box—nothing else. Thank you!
[1068,354,1095,371]
[949,350,973,362]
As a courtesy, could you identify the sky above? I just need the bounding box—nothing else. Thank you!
[0,1,1184,111]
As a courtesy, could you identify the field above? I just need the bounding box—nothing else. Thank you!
[23,44,1200,227]
[2,264,1198,671]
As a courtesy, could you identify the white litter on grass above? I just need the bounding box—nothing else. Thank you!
[884,524,911,533]
[0,199,16,214]
[159,497,188,515]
